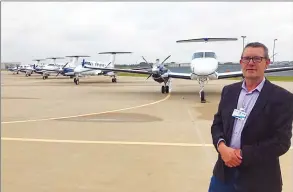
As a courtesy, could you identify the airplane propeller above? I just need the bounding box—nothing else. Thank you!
[56,62,69,77]
[145,55,171,80]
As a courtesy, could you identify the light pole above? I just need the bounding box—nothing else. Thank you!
[241,36,246,50]
[240,36,246,81]
[272,38,277,64]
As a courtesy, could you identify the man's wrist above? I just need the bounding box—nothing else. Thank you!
[217,141,226,152]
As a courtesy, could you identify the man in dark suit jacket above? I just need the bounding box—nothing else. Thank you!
[209,42,293,192]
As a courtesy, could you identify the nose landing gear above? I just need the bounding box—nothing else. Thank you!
[198,76,208,103]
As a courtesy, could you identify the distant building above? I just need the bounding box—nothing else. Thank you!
[1,62,21,70]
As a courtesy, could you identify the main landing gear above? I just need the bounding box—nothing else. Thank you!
[112,77,117,83]
[198,76,207,103]
[73,76,117,85]
[74,77,79,85]
[42,75,48,80]
[161,79,171,94]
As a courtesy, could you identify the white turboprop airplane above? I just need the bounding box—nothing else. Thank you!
[39,57,69,79]
[83,38,293,103]
[68,52,132,85]
[60,55,91,78]
[8,65,20,74]
[32,59,45,74]
[18,64,35,76]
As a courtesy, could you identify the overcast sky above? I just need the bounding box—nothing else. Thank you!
[2,2,293,65]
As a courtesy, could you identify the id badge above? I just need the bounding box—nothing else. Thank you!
[232,109,247,120]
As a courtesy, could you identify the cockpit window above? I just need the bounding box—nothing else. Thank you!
[205,52,216,59]
[192,52,204,59]
[192,52,217,59]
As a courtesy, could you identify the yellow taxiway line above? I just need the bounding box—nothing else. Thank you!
[2,94,170,124]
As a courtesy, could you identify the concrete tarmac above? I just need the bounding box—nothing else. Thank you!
[1,71,292,192]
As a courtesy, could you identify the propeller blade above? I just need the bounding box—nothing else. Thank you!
[105,62,112,68]
[161,55,171,65]
[146,74,152,80]
[142,56,152,68]
[62,62,69,69]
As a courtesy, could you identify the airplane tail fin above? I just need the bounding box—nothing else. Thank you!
[65,55,90,67]
[99,52,132,68]
[81,59,86,67]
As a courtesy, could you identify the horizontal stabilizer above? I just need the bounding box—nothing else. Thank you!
[46,57,65,59]
[99,52,132,55]
[176,38,238,43]
[65,55,90,57]
[216,66,293,79]
[33,59,44,61]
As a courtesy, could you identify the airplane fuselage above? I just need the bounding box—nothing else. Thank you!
[72,61,115,77]
[189,51,219,80]
[41,64,62,75]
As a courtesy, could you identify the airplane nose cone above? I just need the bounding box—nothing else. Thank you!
[192,58,218,75]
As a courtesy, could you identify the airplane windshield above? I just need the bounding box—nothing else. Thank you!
[205,52,216,59]
[192,52,204,59]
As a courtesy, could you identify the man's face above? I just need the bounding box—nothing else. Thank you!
[240,47,270,80]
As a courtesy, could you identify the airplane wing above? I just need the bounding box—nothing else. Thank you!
[166,72,192,79]
[216,66,293,79]
[84,64,293,80]
[84,64,193,79]
[83,64,152,75]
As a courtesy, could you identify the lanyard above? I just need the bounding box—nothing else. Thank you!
[240,93,255,112]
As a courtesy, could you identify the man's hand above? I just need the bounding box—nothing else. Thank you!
[234,149,242,160]
[218,142,242,167]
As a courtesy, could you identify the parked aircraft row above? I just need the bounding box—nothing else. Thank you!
[8,37,293,103]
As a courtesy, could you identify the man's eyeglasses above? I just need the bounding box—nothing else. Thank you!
[241,56,266,64]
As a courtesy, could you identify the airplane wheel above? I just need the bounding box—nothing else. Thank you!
[165,86,169,93]
[112,78,117,83]
[161,86,165,94]
[200,91,206,103]
[43,76,46,80]
[74,78,79,85]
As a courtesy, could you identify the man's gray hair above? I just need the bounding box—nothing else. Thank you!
[242,42,270,59]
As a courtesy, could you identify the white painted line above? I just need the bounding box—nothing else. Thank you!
[188,109,214,166]
[1,94,170,124]
[1,137,292,150]
[1,137,214,147]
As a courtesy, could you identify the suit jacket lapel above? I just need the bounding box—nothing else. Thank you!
[243,79,271,129]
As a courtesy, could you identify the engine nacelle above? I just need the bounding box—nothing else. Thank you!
[207,73,218,80]
[152,74,169,83]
